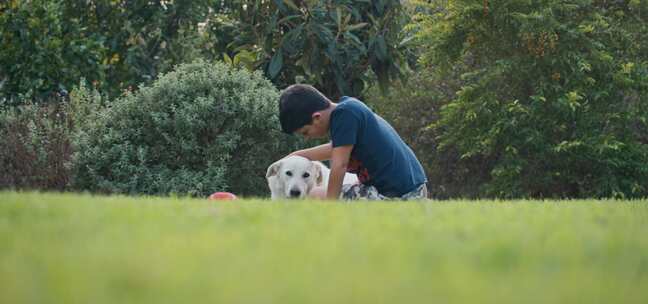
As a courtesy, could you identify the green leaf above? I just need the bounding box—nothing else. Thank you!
[346,23,368,31]
[277,15,302,25]
[334,72,350,95]
[344,32,365,50]
[233,50,257,70]
[336,7,342,30]
[282,24,305,55]
[222,53,233,66]
[273,0,287,12]
[268,51,283,79]
[313,24,335,43]
[375,35,387,61]
[399,34,415,47]
[283,0,299,11]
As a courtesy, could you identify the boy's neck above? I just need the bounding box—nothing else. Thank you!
[313,102,337,131]
[321,102,337,118]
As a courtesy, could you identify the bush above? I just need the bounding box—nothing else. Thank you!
[416,0,648,198]
[0,99,73,190]
[72,60,301,197]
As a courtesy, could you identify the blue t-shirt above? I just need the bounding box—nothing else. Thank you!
[330,97,427,197]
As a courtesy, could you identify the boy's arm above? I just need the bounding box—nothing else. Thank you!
[289,142,332,161]
[326,145,353,200]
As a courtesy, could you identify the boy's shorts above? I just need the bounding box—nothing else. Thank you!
[340,183,428,201]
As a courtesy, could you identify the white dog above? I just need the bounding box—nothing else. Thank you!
[266,155,359,199]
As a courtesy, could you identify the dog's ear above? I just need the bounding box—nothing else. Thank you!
[313,163,324,186]
[266,160,282,179]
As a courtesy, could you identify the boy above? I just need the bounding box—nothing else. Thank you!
[279,84,428,201]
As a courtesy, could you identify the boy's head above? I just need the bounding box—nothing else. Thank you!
[279,84,331,137]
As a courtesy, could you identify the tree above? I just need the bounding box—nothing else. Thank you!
[0,0,106,103]
[219,0,411,99]
[0,0,217,103]
[417,0,648,198]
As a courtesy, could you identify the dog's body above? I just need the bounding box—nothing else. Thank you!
[266,155,359,199]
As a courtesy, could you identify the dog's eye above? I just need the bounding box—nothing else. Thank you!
[303,173,310,178]
[285,171,292,177]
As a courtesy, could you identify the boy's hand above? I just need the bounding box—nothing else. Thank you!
[327,145,353,200]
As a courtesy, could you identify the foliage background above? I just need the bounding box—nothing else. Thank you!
[1,0,647,198]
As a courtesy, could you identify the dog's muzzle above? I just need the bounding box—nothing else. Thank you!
[289,189,302,198]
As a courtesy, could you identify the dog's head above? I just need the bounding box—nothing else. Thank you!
[266,156,324,199]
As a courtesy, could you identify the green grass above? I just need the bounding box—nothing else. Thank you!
[1,191,647,304]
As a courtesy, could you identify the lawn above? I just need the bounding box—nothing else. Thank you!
[1,191,647,304]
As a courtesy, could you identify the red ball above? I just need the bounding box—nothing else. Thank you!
[208,192,238,200]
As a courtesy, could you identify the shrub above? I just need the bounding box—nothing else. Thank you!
[0,99,73,190]
[72,60,301,197]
